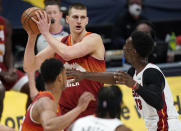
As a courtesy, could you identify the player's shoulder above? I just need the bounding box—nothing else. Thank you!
[84,33,103,44]
[36,96,55,111]
[88,33,102,39]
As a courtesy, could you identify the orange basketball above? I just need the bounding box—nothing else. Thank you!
[21,7,44,34]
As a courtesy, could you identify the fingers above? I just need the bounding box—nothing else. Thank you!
[80,92,95,102]
[114,71,129,84]
[85,92,96,101]
[31,10,48,24]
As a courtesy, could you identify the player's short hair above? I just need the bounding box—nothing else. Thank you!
[135,20,156,40]
[97,85,122,119]
[44,0,60,7]
[40,58,64,83]
[68,2,87,15]
[131,31,154,58]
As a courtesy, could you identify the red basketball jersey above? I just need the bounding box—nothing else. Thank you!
[20,92,61,131]
[56,32,106,118]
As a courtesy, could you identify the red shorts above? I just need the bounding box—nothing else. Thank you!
[0,63,28,91]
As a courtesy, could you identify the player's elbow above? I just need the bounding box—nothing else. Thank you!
[60,51,74,61]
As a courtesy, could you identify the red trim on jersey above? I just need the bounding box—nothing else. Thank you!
[156,92,168,131]
[67,32,92,46]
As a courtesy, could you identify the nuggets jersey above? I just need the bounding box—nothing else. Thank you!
[20,92,61,131]
[71,115,123,131]
[132,63,179,130]
[0,16,6,63]
[55,32,106,117]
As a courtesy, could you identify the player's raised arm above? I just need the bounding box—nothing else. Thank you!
[23,30,55,73]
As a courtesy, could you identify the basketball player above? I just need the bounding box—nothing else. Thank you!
[20,58,95,131]
[35,0,68,91]
[67,31,181,131]
[68,85,131,131]
[24,2,105,120]
[0,0,30,120]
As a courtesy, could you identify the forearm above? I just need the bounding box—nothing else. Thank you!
[43,33,70,60]
[23,36,37,72]
[82,72,115,84]
[44,107,82,131]
[27,72,39,100]
[135,84,164,110]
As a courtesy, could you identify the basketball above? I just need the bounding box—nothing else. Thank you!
[21,7,44,34]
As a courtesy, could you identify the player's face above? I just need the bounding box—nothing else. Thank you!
[45,5,62,25]
[123,37,135,64]
[66,8,88,33]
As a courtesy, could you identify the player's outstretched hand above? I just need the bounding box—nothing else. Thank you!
[66,69,84,83]
[114,71,135,88]
[77,92,95,112]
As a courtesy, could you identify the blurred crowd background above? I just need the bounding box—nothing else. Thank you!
[2,0,181,75]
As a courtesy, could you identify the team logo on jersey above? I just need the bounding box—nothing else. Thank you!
[64,62,86,88]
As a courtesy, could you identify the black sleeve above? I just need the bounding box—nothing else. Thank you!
[127,67,135,77]
[136,68,165,110]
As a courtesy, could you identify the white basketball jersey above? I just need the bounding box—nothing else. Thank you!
[36,29,68,53]
[132,63,179,130]
[71,115,123,131]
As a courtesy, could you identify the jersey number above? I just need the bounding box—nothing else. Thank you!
[135,98,142,110]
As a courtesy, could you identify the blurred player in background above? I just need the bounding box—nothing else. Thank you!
[0,0,30,120]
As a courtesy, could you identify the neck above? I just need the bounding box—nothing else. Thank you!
[133,58,148,74]
[71,30,87,45]
[49,24,63,34]
[45,83,63,104]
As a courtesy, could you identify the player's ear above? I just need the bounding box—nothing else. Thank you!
[66,15,69,24]
[57,74,62,82]
[86,16,89,25]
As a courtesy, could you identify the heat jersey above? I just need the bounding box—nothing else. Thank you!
[131,63,179,130]
[71,115,123,131]
[56,32,106,118]
[20,92,61,131]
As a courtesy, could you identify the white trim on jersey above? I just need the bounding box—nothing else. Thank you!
[12,75,28,91]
